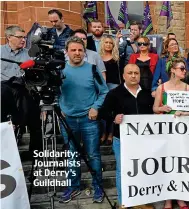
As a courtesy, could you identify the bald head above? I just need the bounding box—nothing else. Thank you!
[123,64,140,87]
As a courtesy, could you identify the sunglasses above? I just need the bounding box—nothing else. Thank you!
[168,43,178,47]
[137,42,149,46]
[174,66,186,72]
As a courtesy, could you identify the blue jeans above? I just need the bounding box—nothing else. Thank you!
[112,136,121,205]
[60,115,102,190]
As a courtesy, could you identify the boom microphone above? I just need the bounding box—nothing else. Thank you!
[1,58,21,65]
[19,59,65,69]
[31,35,54,45]
[31,35,42,44]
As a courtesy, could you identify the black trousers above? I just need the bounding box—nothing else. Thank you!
[1,83,19,124]
[1,77,42,151]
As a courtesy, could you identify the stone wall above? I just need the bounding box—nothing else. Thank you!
[149,1,188,52]
[0,1,105,45]
[185,1,189,50]
[0,1,188,52]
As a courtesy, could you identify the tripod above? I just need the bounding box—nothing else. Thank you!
[28,103,58,209]
[29,102,117,209]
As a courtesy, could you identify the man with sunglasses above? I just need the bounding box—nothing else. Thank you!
[1,25,30,81]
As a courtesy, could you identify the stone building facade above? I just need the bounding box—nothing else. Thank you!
[1,1,189,55]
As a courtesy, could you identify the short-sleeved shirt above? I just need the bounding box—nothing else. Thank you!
[85,49,106,73]
[1,44,31,81]
[65,49,106,74]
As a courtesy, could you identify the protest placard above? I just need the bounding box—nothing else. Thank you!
[0,122,30,209]
[167,90,189,111]
[120,115,189,207]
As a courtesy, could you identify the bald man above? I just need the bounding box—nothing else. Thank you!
[99,64,154,208]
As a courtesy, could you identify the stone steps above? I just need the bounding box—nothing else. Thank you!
[19,132,118,207]
[19,133,189,209]
[26,170,116,194]
[31,187,117,208]
[19,144,114,162]
[23,154,116,175]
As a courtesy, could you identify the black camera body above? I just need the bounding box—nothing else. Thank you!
[26,27,66,104]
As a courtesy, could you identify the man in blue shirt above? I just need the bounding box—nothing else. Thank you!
[48,9,73,50]
[1,25,42,152]
[59,36,108,204]
[1,26,30,81]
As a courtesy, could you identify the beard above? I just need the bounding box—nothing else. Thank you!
[93,30,103,38]
[134,34,141,41]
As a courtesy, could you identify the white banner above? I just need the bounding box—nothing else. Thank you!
[120,115,189,207]
[167,90,189,111]
[0,122,30,209]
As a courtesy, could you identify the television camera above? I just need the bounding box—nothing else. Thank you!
[26,27,66,104]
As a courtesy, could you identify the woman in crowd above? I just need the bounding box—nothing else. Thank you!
[99,35,121,144]
[129,36,158,91]
[151,38,189,97]
[153,58,189,209]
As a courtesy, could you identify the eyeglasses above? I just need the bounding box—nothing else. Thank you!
[174,66,186,72]
[168,43,178,47]
[10,35,27,39]
[137,42,149,46]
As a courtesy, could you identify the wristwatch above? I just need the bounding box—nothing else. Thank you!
[130,41,135,44]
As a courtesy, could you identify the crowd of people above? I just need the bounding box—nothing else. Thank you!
[1,8,189,209]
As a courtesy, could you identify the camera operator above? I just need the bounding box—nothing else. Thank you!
[1,25,42,152]
[58,36,108,203]
[47,9,73,50]
[1,26,30,81]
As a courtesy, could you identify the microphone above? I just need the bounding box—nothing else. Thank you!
[1,57,65,70]
[31,35,54,46]
[19,59,65,69]
[19,60,36,69]
[31,35,42,44]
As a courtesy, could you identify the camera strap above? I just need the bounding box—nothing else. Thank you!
[92,64,102,85]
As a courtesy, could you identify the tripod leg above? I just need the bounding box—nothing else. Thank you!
[41,107,57,207]
[28,155,38,201]
[51,109,57,194]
